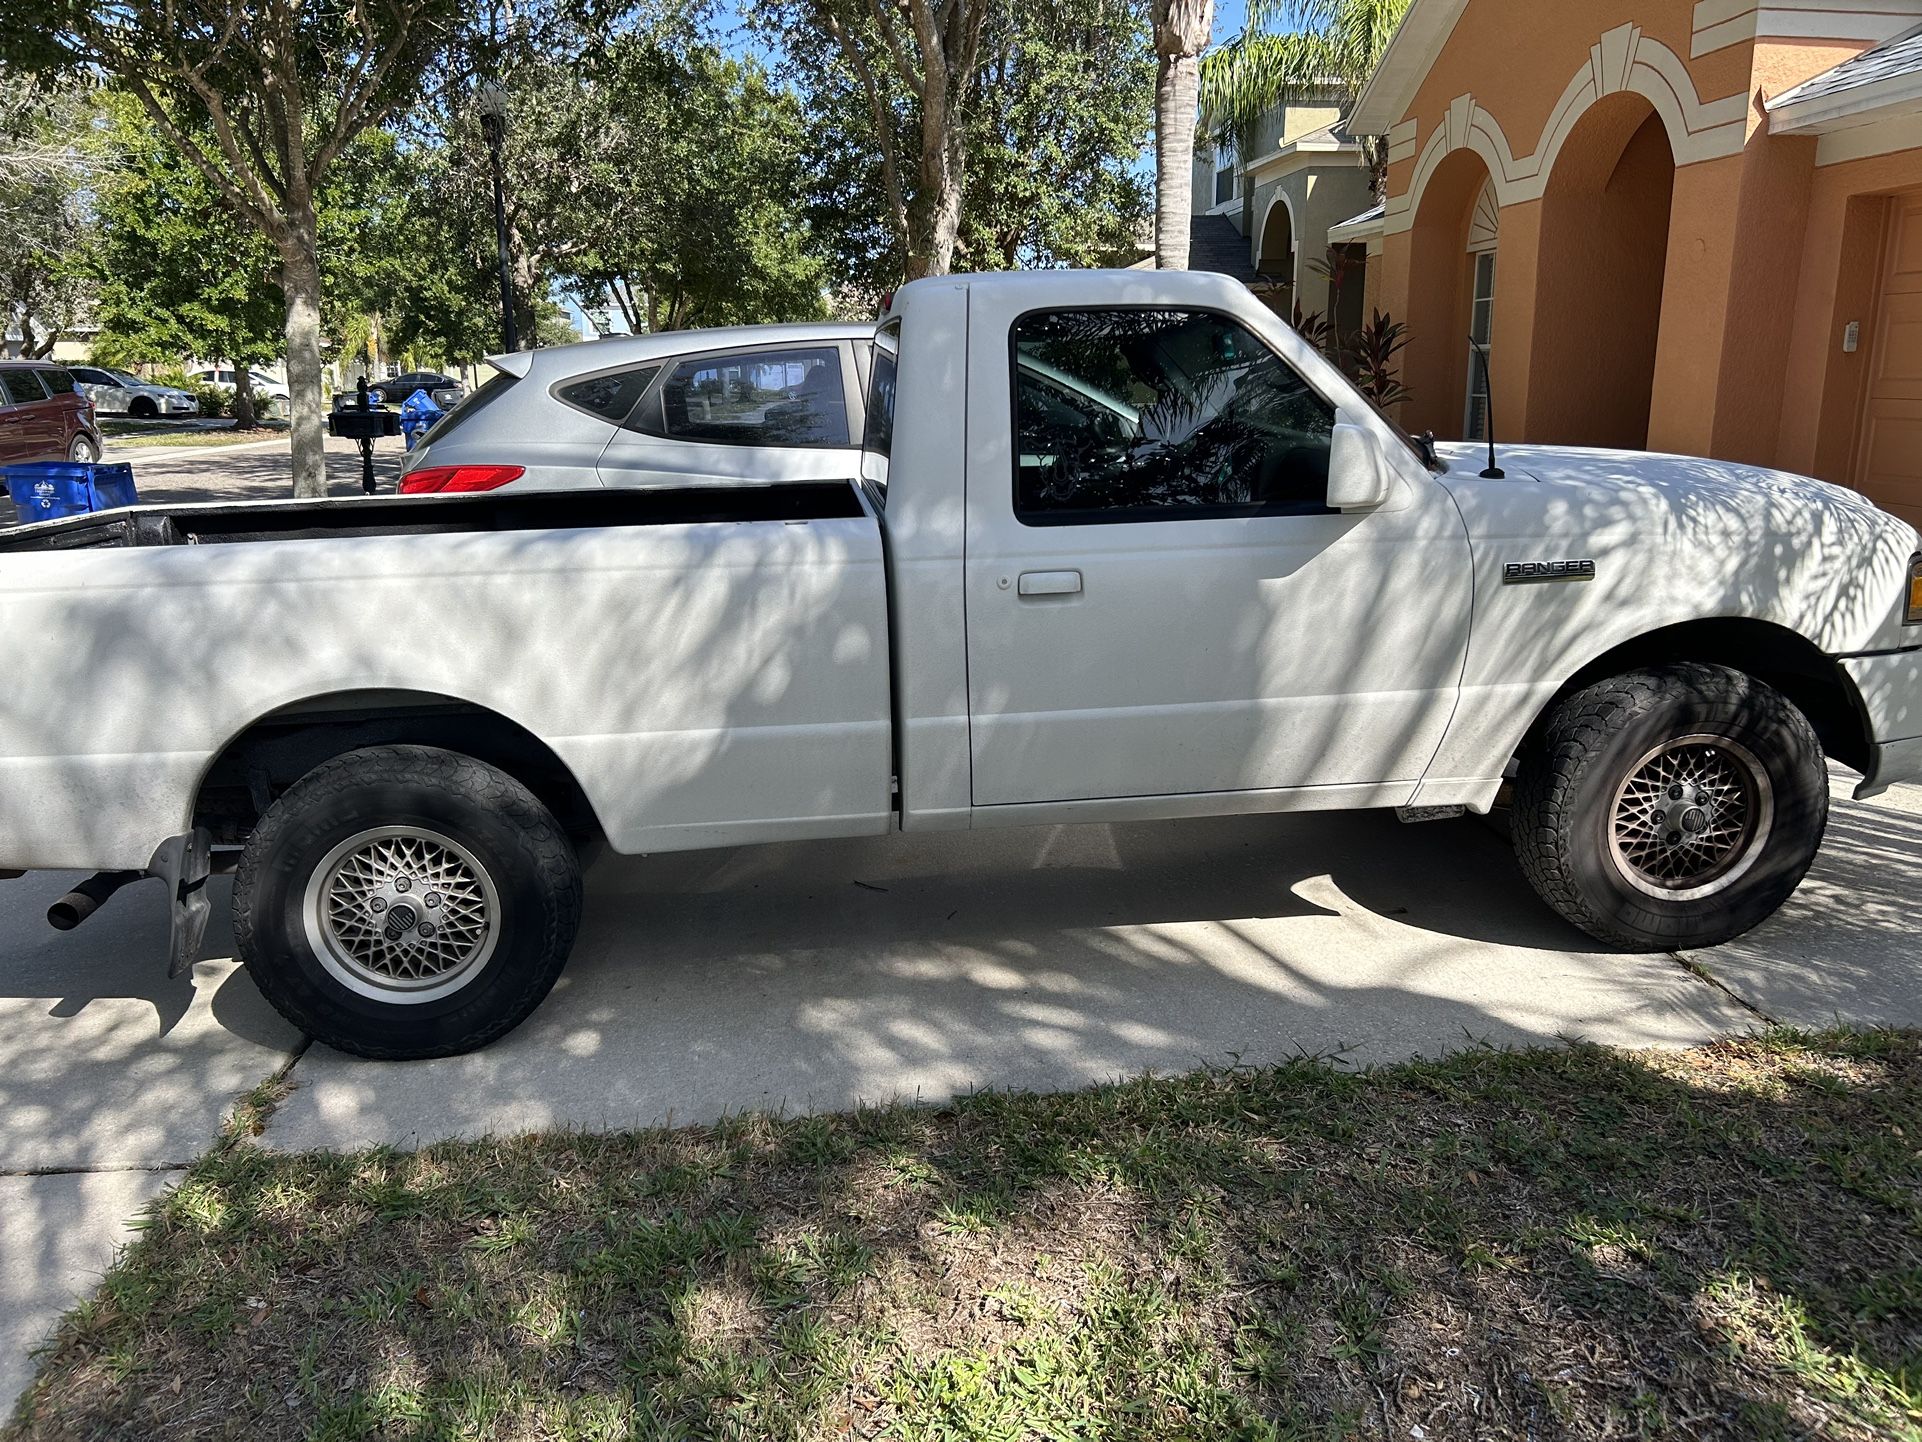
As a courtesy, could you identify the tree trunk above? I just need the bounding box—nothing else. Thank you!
[1155,53,1200,270]
[232,366,257,429]
[1153,0,1213,271]
[278,229,328,498]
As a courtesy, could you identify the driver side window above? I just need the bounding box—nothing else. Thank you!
[1012,307,1334,525]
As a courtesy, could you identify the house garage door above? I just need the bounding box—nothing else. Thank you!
[1858,193,1922,528]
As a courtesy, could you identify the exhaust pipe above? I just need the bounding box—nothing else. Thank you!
[48,870,142,931]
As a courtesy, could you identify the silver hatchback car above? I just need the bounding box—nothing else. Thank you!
[399,322,876,495]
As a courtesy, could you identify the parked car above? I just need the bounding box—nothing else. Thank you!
[67,366,198,419]
[189,367,291,403]
[398,323,873,494]
[0,361,102,465]
[332,370,464,413]
[1,269,1918,1061]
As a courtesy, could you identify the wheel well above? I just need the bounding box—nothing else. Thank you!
[1526,619,1871,772]
[193,691,603,847]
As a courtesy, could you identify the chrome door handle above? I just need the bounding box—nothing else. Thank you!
[1018,570,1082,597]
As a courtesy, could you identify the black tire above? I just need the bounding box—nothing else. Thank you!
[1512,663,1827,951]
[129,397,157,419]
[67,432,99,463]
[233,745,583,1059]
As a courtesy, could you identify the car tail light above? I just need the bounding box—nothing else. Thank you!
[398,464,524,495]
[1908,554,1922,626]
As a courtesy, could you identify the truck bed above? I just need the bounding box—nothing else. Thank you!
[0,481,865,552]
[0,481,893,870]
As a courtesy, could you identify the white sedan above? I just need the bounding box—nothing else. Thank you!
[189,367,292,403]
[67,367,197,419]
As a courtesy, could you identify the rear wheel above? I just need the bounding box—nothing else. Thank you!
[233,745,583,1058]
[67,432,99,463]
[1512,663,1827,950]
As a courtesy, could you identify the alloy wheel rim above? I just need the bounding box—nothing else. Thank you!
[301,826,500,1003]
[1607,735,1774,901]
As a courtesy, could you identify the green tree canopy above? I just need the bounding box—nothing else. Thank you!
[0,75,99,356]
[89,95,284,387]
[768,0,1155,294]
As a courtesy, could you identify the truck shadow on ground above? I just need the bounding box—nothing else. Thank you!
[262,802,1791,1150]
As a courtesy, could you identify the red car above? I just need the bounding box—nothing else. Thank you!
[0,361,103,465]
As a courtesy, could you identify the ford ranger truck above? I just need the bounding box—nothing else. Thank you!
[0,269,1916,1057]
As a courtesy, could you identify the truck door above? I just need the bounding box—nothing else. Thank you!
[961,293,1474,808]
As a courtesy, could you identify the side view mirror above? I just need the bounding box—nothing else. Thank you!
[1326,421,1394,511]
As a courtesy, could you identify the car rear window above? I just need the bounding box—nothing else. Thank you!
[416,369,517,447]
[644,345,850,447]
[0,370,48,405]
[556,364,660,425]
[34,368,76,396]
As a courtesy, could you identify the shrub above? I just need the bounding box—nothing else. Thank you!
[1352,309,1412,410]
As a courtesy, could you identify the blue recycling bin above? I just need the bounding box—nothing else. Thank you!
[398,389,445,452]
[3,461,139,522]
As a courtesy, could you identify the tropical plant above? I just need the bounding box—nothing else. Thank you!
[1291,302,1332,355]
[1199,0,1412,182]
[1351,307,1411,408]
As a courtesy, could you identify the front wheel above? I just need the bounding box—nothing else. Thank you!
[233,746,584,1058]
[1512,663,1827,950]
[68,432,99,463]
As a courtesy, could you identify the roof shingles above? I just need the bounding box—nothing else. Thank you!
[1771,28,1922,110]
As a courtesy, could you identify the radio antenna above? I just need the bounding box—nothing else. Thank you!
[1469,335,1504,479]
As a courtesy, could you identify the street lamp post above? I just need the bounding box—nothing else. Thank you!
[476,81,519,355]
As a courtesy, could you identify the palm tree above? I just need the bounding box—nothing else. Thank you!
[1199,0,1412,182]
[1152,0,1215,270]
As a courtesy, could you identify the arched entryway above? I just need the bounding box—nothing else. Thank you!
[1257,193,1296,309]
[1402,147,1496,439]
[1528,93,1677,450]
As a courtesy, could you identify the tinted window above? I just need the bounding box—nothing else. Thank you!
[72,368,113,385]
[1012,308,1335,525]
[650,346,848,447]
[863,329,897,460]
[557,365,659,424]
[35,368,76,396]
[0,371,47,405]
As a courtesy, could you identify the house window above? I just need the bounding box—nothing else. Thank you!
[1214,145,1236,207]
[1464,251,1497,441]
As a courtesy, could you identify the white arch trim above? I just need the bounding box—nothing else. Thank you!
[1254,188,1300,277]
[1383,23,1750,236]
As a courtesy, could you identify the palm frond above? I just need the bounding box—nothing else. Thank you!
[1198,30,1336,146]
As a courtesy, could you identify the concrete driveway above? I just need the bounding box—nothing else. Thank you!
[5,775,1918,1411]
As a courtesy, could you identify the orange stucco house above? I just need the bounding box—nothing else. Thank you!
[1344,1,1922,526]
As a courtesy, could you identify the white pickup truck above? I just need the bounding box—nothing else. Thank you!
[3,270,1917,1058]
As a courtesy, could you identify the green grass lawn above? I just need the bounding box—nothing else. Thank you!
[9,1029,1920,1441]
[100,420,288,448]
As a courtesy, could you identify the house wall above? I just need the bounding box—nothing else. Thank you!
[1367,0,1919,502]
[1248,163,1377,318]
